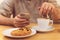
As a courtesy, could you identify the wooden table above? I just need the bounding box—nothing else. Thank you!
[0,23,60,40]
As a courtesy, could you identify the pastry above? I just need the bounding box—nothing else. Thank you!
[11,27,31,36]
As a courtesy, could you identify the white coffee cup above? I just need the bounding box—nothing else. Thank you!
[37,18,53,30]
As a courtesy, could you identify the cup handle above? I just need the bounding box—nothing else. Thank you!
[49,20,53,26]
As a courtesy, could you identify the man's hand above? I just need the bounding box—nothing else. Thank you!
[39,2,57,18]
[13,13,30,28]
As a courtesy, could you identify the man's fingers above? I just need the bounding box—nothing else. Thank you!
[15,20,29,24]
[17,15,27,19]
[14,22,29,28]
[39,2,49,16]
[39,2,46,13]
[43,4,49,14]
[46,6,52,15]
[15,17,27,22]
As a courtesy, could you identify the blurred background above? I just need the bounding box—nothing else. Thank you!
[56,0,60,6]
[0,0,4,4]
[0,0,60,5]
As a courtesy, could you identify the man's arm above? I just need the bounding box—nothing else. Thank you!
[0,0,14,25]
[0,15,14,25]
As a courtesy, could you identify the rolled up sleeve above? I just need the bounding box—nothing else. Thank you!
[0,0,14,18]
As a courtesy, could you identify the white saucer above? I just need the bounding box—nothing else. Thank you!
[32,26,55,32]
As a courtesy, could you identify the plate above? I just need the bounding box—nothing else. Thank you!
[32,26,55,32]
[2,28,36,38]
